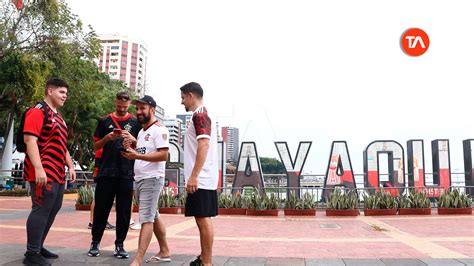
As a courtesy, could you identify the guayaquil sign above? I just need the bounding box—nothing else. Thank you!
[168,139,474,199]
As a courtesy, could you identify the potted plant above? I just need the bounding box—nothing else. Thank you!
[397,189,431,215]
[0,188,28,196]
[284,192,316,216]
[178,193,187,214]
[325,189,359,216]
[437,189,472,215]
[246,190,279,216]
[75,186,93,210]
[218,192,246,215]
[363,189,398,216]
[158,189,179,214]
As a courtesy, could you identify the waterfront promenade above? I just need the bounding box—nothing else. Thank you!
[0,196,473,265]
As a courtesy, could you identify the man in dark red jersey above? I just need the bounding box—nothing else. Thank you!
[88,91,141,259]
[23,78,76,265]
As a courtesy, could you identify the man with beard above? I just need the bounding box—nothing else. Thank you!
[23,78,76,265]
[180,82,218,266]
[122,95,171,265]
[88,91,141,259]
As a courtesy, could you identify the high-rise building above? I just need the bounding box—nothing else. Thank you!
[154,105,165,124]
[176,114,192,148]
[221,126,239,163]
[164,118,183,147]
[96,33,148,97]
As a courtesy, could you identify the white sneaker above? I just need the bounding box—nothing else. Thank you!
[130,219,134,225]
[130,223,141,230]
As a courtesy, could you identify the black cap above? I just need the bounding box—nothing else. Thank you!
[132,95,156,108]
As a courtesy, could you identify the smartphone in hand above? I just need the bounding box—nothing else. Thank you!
[113,128,122,134]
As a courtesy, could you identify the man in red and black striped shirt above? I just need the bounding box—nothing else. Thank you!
[23,78,76,265]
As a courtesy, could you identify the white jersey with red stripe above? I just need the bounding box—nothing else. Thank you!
[184,105,219,190]
[134,122,169,181]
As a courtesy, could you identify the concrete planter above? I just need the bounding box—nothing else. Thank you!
[364,208,397,216]
[246,209,279,216]
[326,209,360,216]
[159,207,180,214]
[437,207,472,215]
[75,204,91,211]
[398,208,431,215]
[284,209,316,216]
[219,208,247,215]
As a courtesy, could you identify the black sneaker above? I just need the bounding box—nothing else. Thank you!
[190,255,203,266]
[88,222,93,229]
[40,247,58,259]
[114,244,129,259]
[24,251,51,265]
[87,242,100,257]
[105,222,116,230]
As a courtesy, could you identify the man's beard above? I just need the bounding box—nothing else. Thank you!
[139,115,151,124]
[116,110,127,116]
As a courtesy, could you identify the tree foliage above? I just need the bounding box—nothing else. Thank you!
[0,0,131,170]
[260,157,285,174]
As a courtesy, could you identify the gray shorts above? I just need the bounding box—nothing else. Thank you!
[135,177,164,224]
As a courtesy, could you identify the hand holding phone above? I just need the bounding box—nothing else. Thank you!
[113,128,122,135]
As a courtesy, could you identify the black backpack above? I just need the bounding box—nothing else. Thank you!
[16,102,49,153]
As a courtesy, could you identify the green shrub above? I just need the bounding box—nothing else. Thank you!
[76,186,93,205]
[177,193,187,207]
[230,193,244,208]
[284,192,300,209]
[0,188,28,196]
[300,192,317,209]
[158,189,177,208]
[263,193,280,210]
[248,189,279,210]
[64,188,78,194]
[218,193,232,208]
[327,189,358,210]
[438,189,472,208]
[363,189,397,209]
[397,189,430,209]
[132,193,139,207]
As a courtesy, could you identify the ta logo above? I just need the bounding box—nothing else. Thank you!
[401,28,430,56]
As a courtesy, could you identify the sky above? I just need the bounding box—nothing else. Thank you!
[66,0,474,175]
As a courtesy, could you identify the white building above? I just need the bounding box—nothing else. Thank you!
[221,126,239,163]
[96,33,148,97]
[154,105,165,124]
[164,118,183,147]
[176,114,192,148]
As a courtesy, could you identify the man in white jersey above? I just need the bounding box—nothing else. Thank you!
[180,82,219,266]
[121,95,171,265]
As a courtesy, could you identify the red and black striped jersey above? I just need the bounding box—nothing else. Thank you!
[23,102,68,184]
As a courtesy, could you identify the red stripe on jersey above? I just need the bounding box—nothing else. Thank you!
[23,108,68,184]
[193,109,212,136]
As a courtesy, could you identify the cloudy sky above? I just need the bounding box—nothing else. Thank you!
[66,0,473,175]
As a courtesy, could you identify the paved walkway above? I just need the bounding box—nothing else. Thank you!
[0,196,473,265]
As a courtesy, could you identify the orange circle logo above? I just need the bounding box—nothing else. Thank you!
[401,28,430,56]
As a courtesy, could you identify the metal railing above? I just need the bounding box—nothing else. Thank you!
[1,169,472,203]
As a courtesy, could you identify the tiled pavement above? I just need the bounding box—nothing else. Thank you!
[0,196,473,265]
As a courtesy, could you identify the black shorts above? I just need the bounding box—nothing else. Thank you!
[185,189,218,217]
